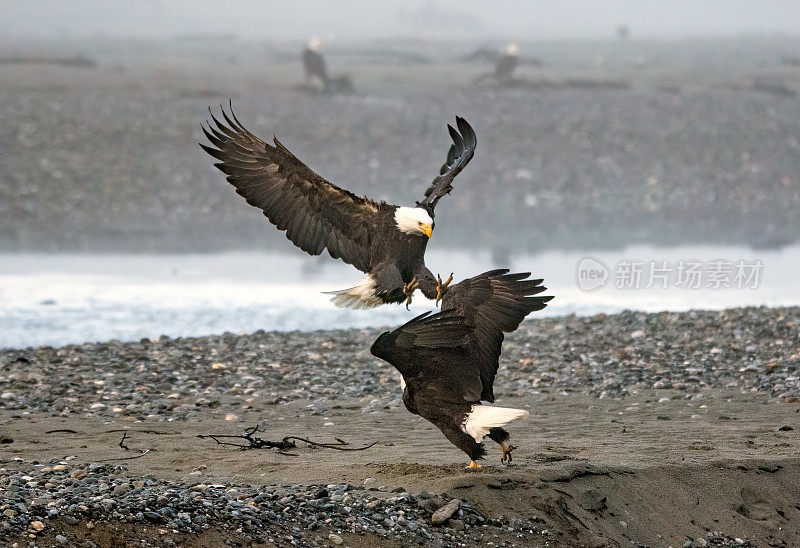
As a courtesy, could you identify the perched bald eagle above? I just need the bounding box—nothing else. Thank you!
[200,104,476,309]
[494,43,519,82]
[471,44,542,86]
[302,37,328,88]
[370,269,553,468]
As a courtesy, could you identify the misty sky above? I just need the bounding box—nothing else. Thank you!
[3,0,799,41]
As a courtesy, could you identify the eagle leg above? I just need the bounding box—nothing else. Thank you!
[403,277,420,309]
[435,272,454,305]
[465,460,482,470]
[500,442,517,464]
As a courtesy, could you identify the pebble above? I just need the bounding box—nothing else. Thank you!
[450,519,465,531]
[1,308,797,420]
[431,499,461,525]
[0,465,517,546]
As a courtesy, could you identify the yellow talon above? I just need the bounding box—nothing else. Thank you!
[403,277,420,309]
[465,461,482,470]
[435,272,454,305]
[500,443,516,464]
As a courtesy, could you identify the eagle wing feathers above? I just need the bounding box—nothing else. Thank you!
[200,103,380,273]
[371,270,552,404]
[417,116,477,212]
[441,269,552,401]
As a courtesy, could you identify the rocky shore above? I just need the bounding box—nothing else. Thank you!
[1,306,799,546]
[0,462,544,547]
[1,307,798,421]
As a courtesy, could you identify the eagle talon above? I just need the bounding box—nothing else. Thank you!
[500,443,516,464]
[435,272,454,305]
[465,461,482,470]
[403,277,420,309]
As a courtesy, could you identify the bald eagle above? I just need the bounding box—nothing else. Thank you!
[302,37,329,89]
[370,269,553,468]
[200,104,476,309]
[494,43,519,82]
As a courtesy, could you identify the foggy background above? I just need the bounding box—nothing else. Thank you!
[3,0,800,40]
[1,1,799,346]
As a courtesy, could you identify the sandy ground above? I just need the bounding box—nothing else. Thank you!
[4,390,800,547]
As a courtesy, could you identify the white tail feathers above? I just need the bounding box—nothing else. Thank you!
[462,405,529,442]
[324,275,383,310]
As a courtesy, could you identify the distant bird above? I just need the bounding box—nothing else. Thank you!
[200,104,476,309]
[616,24,631,41]
[461,46,501,64]
[468,43,541,86]
[494,43,519,82]
[370,269,553,468]
[302,37,328,88]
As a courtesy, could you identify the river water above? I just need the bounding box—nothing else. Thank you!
[1,245,798,348]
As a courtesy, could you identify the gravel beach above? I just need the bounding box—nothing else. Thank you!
[2,306,799,546]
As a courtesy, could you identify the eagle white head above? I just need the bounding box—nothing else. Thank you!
[505,43,519,56]
[395,207,433,238]
[308,37,322,51]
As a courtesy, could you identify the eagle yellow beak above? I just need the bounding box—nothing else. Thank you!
[421,224,432,238]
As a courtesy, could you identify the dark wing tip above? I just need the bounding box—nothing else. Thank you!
[455,116,476,146]
[418,115,479,209]
[447,124,463,150]
[436,116,475,177]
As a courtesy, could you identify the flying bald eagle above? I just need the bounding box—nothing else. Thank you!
[370,269,553,468]
[200,104,476,309]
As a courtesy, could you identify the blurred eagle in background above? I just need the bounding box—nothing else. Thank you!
[300,37,355,94]
[494,43,520,82]
[302,37,328,88]
[200,104,477,309]
[468,43,543,85]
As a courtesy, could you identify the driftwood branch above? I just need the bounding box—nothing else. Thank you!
[100,449,151,462]
[197,425,378,456]
[96,431,151,461]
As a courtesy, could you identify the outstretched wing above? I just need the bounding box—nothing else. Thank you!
[370,311,471,371]
[371,270,552,403]
[200,103,380,273]
[417,117,477,213]
[440,269,553,401]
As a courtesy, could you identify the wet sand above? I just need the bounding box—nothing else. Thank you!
[4,391,800,546]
